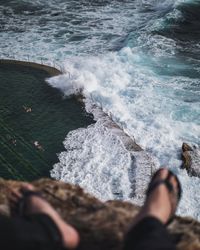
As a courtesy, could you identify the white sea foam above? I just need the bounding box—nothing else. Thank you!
[50,104,158,204]
[48,48,200,164]
[51,117,133,201]
[48,47,200,220]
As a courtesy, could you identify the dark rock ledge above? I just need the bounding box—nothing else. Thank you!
[0,59,61,76]
[0,178,199,250]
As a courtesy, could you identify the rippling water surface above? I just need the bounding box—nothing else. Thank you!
[0,0,200,219]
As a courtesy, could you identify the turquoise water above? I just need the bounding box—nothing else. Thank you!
[0,62,94,180]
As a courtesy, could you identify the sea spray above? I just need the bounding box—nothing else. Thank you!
[47,48,199,167]
[48,47,200,220]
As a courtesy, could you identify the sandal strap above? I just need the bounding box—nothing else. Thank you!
[21,190,42,198]
[147,169,182,202]
[17,190,43,217]
[166,171,182,200]
[146,179,174,197]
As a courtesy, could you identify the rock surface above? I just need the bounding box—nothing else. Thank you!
[0,178,199,250]
[182,143,200,178]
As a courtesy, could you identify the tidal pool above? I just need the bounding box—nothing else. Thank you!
[0,61,94,181]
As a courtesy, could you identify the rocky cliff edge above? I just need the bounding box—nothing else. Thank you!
[0,178,199,250]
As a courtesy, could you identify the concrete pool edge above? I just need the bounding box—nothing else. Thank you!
[0,59,61,77]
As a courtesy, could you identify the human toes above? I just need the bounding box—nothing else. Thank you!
[153,167,169,181]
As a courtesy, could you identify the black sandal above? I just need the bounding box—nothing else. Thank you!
[11,189,67,249]
[146,168,182,225]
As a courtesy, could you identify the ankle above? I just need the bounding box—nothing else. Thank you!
[141,207,168,224]
[141,195,171,224]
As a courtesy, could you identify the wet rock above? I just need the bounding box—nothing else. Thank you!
[182,143,200,177]
[0,178,199,250]
[182,143,193,152]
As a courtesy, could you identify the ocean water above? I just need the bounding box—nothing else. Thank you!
[0,0,200,219]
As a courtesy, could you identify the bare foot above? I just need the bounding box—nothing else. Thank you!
[10,183,79,249]
[132,168,180,226]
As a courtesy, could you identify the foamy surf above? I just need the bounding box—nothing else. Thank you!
[50,104,159,205]
[48,48,199,166]
[48,47,200,220]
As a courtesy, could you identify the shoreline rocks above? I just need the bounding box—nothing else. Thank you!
[182,143,200,178]
[0,178,199,250]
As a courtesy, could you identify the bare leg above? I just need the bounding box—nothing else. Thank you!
[132,168,179,226]
[124,168,181,250]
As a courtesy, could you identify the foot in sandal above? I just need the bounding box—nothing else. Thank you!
[9,183,79,249]
[132,168,182,226]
